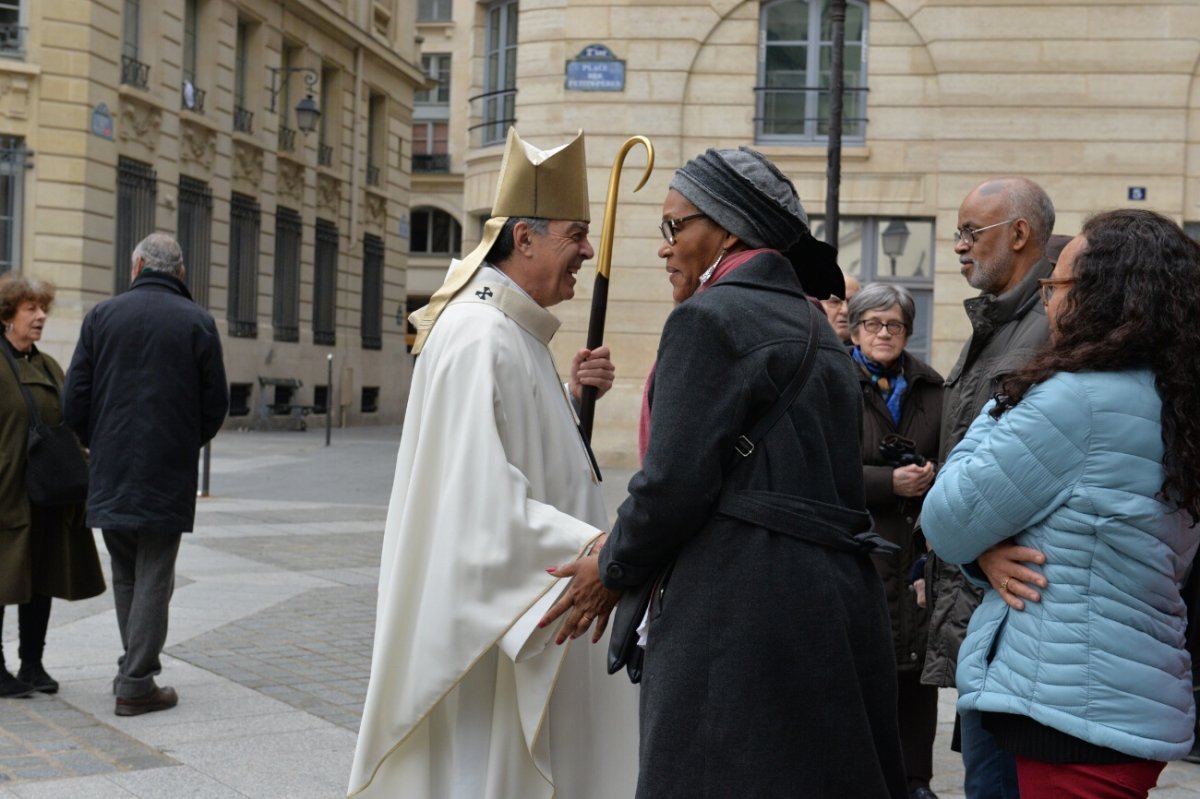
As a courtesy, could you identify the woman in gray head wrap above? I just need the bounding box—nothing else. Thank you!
[658,146,843,303]
[551,147,907,798]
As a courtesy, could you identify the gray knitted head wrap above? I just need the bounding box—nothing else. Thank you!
[669,147,845,299]
[669,147,809,250]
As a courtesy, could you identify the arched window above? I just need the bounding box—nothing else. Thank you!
[409,207,462,256]
[757,0,868,143]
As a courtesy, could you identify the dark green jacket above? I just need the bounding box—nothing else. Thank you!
[922,257,1052,688]
[0,345,104,605]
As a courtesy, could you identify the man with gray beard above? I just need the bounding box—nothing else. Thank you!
[923,177,1054,799]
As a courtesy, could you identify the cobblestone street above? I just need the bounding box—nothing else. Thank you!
[1,425,1198,797]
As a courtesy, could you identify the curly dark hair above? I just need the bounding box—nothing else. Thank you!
[992,209,1200,522]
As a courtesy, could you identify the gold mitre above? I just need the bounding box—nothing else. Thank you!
[408,128,590,355]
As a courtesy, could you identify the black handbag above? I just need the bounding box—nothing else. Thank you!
[607,301,823,683]
[1,344,89,507]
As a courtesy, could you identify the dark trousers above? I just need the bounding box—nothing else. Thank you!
[898,670,939,790]
[0,594,52,668]
[961,707,1021,799]
[102,530,182,699]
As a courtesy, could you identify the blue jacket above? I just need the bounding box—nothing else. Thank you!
[923,369,1198,762]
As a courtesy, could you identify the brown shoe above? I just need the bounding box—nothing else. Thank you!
[115,686,178,717]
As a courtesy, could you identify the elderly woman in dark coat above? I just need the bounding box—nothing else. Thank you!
[0,275,105,698]
[850,283,944,799]
[542,148,907,798]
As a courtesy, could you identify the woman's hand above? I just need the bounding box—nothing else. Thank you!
[893,462,935,497]
[978,542,1047,611]
[538,533,621,645]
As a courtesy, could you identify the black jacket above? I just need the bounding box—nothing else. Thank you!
[601,251,907,799]
[922,258,1052,687]
[64,272,228,532]
[858,352,943,674]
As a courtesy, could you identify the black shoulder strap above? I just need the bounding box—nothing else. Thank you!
[0,343,44,429]
[731,300,821,460]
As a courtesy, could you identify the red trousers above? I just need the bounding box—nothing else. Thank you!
[1015,756,1166,799]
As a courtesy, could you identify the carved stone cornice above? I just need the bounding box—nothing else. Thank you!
[0,73,30,120]
[365,189,387,229]
[278,158,305,205]
[118,93,163,151]
[180,118,217,171]
[317,173,341,215]
[233,139,264,187]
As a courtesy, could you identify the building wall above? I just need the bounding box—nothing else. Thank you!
[419,0,1200,468]
[8,0,425,429]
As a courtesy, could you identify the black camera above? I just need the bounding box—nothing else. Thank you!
[879,433,927,468]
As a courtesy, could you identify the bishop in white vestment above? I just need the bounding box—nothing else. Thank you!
[348,130,638,799]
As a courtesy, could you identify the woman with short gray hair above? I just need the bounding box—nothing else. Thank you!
[850,282,945,799]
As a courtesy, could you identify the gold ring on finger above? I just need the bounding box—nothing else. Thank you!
[1000,578,1010,592]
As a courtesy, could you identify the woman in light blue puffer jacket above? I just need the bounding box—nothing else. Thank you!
[924,209,1200,799]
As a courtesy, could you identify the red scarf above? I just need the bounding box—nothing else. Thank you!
[637,249,774,463]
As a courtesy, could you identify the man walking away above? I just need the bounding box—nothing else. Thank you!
[64,232,228,716]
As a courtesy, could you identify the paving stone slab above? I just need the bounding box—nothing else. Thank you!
[166,583,375,731]
[0,698,173,786]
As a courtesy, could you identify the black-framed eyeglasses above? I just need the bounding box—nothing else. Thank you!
[857,319,909,336]
[954,217,1017,246]
[659,213,707,245]
[1038,277,1075,306]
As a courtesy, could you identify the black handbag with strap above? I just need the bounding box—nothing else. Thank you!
[607,301,827,684]
[1,344,89,507]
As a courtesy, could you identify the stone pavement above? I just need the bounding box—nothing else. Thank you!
[0,425,1197,798]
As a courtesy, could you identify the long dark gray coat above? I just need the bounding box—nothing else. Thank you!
[600,252,907,799]
[63,272,228,533]
[0,347,104,605]
[859,352,943,673]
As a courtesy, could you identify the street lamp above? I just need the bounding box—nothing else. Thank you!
[881,220,911,276]
[267,67,321,133]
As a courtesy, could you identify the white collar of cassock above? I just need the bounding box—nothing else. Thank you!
[445,263,561,345]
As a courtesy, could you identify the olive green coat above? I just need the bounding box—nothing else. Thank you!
[0,346,105,604]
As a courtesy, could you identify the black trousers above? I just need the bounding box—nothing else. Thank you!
[898,669,940,790]
[0,593,52,668]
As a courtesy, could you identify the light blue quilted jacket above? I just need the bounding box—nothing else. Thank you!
[923,369,1198,762]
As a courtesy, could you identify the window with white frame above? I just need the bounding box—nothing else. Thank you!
[481,0,517,146]
[756,0,868,144]
[415,53,450,172]
[417,0,452,23]
[809,216,935,363]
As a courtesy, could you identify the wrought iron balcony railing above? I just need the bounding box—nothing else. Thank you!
[318,143,334,167]
[0,24,26,57]
[413,153,450,173]
[121,55,150,90]
[366,164,380,186]
[233,106,254,134]
[181,83,206,113]
[278,126,296,152]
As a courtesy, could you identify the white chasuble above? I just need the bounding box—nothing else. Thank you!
[348,269,639,799]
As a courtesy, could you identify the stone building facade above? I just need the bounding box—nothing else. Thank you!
[409,0,1200,467]
[9,0,424,428]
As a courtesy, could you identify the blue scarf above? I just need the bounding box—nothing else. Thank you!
[852,347,908,425]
